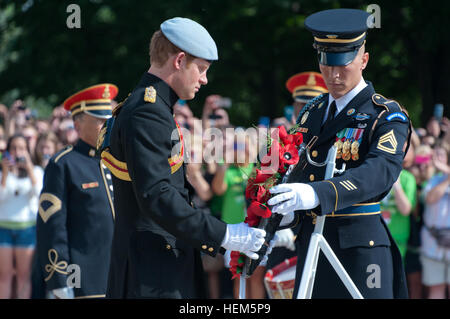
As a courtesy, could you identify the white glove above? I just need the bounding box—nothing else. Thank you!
[279,211,295,227]
[47,287,74,299]
[274,228,296,251]
[268,183,320,215]
[221,222,266,260]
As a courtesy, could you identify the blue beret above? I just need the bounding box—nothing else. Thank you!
[160,17,218,61]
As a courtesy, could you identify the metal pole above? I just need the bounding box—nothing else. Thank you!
[296,146,363,299]
[239,268,246,299]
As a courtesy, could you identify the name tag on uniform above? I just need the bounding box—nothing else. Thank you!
[82,182,99,189]
[298,127,309,133]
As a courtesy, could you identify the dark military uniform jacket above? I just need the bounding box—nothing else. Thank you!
[287,81,410,298]
[105,72,227,299]
[36,139,115,298]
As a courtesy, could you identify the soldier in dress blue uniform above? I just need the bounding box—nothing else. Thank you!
[36,84,117,298]
[268,9,411,298]
[102,17,266,299]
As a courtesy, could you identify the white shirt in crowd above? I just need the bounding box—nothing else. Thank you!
[0,166,44,224]
[421,173,450,261]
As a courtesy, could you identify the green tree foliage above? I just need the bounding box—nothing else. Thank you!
[0,0,448,126]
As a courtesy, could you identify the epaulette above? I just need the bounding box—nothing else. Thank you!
[112,93,130,117]
[296,93,327,124]
[370,93,412,158]
[372,93,404,114]
[143,86,157,103]
[97,94,132,182]
[96,117,114,155]
[54,145,73,163]
[98,93,131,155]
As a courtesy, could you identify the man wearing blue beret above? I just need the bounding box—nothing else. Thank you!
[102,17,267,298]
[268,9,411,298]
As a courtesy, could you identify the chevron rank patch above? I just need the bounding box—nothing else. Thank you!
[39,193,62,223]
[377,129,398,154]
[339,180,357,191]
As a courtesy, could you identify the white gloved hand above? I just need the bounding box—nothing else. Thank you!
[274,228,296,251]
[221,222,266,260]
[47,287,74,299]
[268,183,320,215]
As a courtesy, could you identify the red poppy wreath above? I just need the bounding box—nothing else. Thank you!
[229,125,304,279]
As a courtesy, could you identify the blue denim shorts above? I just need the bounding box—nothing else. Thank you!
[0,225,36,248]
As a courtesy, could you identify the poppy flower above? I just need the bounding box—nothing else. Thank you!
[247,201,272,218]
[277,125,295,145]
[245,214,260,227]
[245,184,268,202]
[254,169,274,183]
[280,143,299,166]
[229,251,245,279]
[293,132,303,146]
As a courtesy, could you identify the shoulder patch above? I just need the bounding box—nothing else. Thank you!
[54,146,73,163]
[112,93,130,116]
[377,129,398,154]
[386,112,407,122]
[39,193,62,223]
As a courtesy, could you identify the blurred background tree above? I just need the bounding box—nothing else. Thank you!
[0,0,448,127]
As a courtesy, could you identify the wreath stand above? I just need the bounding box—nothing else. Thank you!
[296,145,363,299]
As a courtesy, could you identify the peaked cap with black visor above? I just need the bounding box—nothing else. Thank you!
[305,9,371,66]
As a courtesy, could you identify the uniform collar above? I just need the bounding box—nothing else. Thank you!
[74,139,98,158]
[327,76,367,117]
[315,81,375,144]
[138,72,179,113]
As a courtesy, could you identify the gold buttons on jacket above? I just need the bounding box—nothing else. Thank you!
[166,244,172,250]
[201,245,207,250]
[369,240,374,247]
[309,174,315,182]
[208,247,214,252]
[312,150,318,158]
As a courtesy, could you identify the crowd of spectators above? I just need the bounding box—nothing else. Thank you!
[0,100,76,299]
[0,96,448,299]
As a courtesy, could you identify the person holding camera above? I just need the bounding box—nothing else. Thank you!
[202,94,231,131]
[0,134,44,298]
[420,143,450,299]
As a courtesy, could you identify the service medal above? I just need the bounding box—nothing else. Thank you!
[334,139,343,159]
[342,140,351,161]
[351,140,359,161]
[343,152,352,161]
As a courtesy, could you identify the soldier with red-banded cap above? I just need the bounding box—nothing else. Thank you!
[35,84,117,299]
[286,71,328,121]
